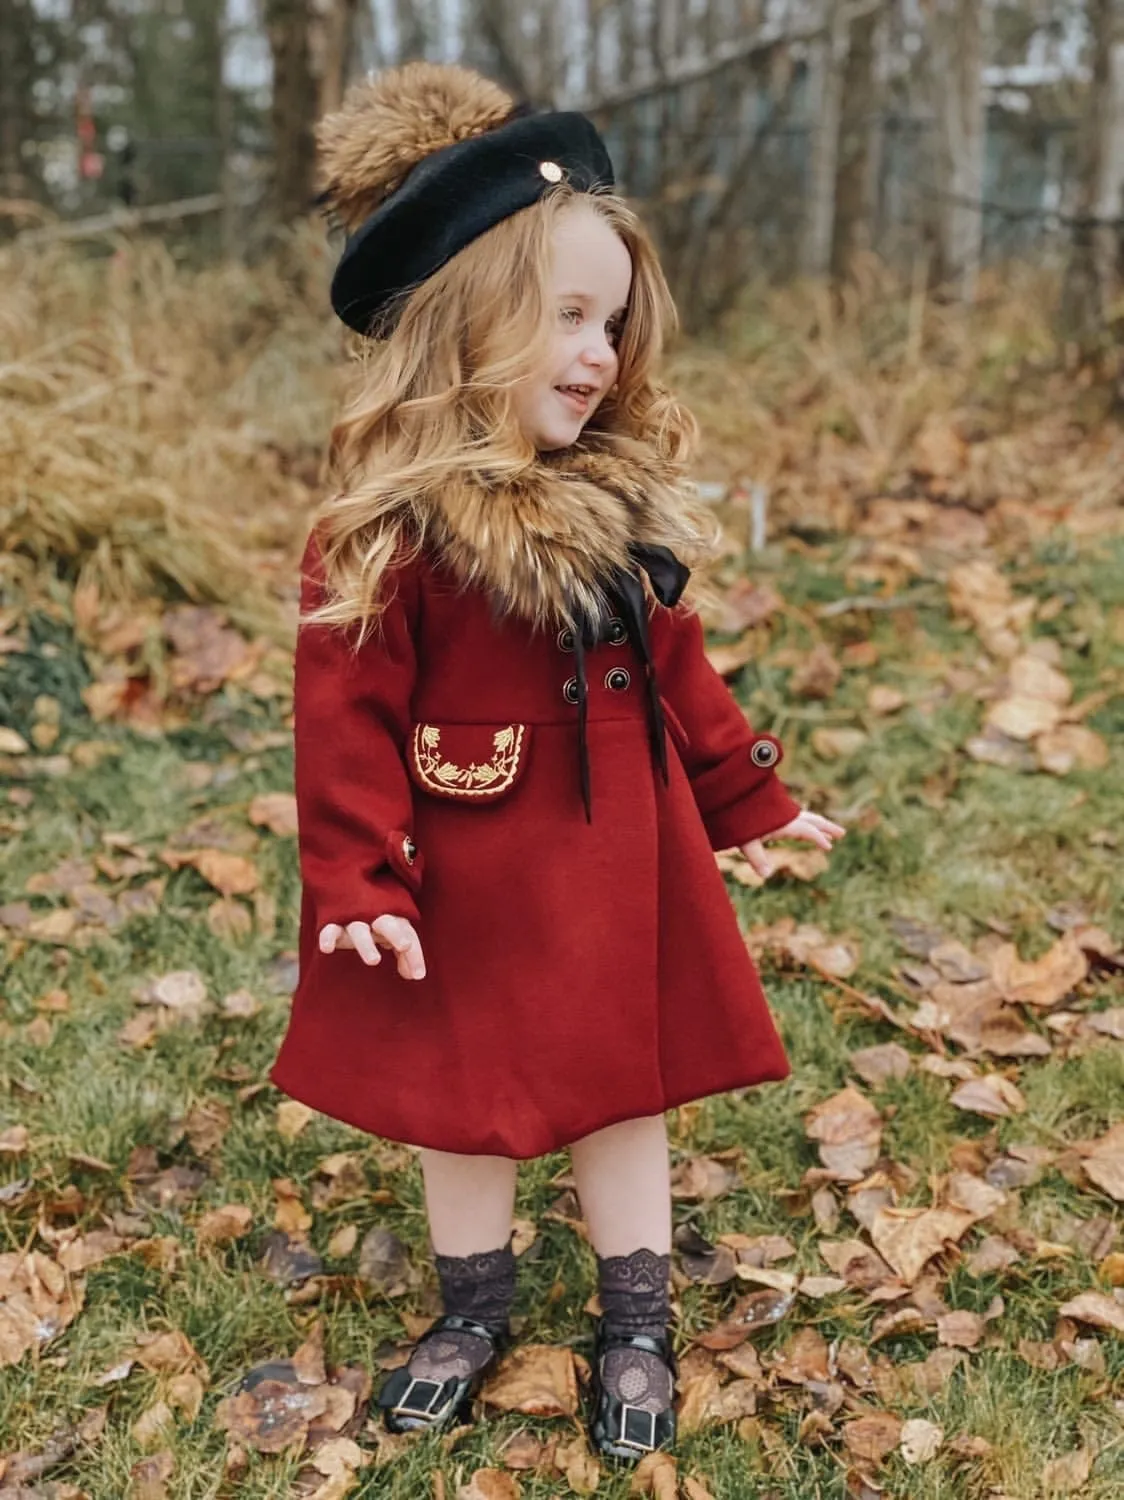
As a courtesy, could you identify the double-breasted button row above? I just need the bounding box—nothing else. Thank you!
[562,668,633,703]
[557,618,627,653]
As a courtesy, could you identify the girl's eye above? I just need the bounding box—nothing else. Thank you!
[560,307,582,326]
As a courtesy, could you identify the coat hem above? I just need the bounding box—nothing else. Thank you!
[267,1055,792,1160]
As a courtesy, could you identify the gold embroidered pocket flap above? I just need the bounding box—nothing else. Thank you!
[407,723,531,802]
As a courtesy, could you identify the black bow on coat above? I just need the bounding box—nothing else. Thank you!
[568,543,691,822]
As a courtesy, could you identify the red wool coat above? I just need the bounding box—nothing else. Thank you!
[269,536,803,1159]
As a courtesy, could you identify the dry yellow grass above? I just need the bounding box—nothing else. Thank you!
[1,235,1114,640]
[0,231,341,640]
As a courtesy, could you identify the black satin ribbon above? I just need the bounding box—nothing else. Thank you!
[569,544,691,823]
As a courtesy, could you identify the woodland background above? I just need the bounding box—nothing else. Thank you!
[1,0,1124,333]
[1,4,1123,1500]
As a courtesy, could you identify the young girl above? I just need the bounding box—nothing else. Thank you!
[269,61,844,1462]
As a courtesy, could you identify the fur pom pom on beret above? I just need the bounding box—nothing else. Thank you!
[319,61,615,336]
[317,61,516,233]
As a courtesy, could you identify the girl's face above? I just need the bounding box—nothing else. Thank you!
[513,205,633,452]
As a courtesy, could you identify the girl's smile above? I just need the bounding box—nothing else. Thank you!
[513,204,633,451]
[554,383,596,416]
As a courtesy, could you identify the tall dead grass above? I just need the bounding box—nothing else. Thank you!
[0,230,340,639]
[0,237,1097,636]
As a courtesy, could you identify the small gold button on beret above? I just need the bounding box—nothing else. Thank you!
[539,160,563,183]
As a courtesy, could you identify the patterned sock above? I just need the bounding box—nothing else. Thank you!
[596,1247,674,1413]
[406,1239,516,1383]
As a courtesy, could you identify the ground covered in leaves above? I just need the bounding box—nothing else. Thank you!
[1,248,1122,1498]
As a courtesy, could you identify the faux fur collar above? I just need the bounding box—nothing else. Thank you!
[417,435,714,630]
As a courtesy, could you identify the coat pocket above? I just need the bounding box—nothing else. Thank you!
[407,723,531,803]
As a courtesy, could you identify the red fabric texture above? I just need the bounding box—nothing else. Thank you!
[269,535,802,1158]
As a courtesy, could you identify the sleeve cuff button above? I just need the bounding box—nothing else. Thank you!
[750,740,779,768]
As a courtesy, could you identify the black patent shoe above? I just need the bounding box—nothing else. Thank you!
[587,1317,678,1462]
[376,1313,509,1434]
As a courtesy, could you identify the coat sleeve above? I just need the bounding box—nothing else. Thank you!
[650,601,802,851]
[293,532,423,928]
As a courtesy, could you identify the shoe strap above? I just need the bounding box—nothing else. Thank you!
[423,1311,509,1349]
[596,1322,677,1374]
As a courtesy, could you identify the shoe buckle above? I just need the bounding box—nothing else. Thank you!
[617,1403,658,1452]
[392,1376,451,1422]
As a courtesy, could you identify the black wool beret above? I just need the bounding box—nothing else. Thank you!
[330,110,615,335]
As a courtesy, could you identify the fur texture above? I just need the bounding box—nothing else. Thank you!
[318,62,515,232]
[361,439,716,631]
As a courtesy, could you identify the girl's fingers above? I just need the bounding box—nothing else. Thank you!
[741,839,773,878]
[371,916,427,981]
[318,924,341,953]
[799,827,834,850]
[807,814,847,836]
[346,921,382,966]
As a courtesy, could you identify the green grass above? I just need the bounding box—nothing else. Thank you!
[1,534,1122,1498]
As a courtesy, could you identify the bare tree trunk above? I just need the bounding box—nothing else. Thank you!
[801,0,848,276]
[1061,0,1124,344]
[831,1,881,279]
[927,0,988,301]
[475,0,535,101]
[311,0,362,118]
[266,0,318,223]
[0,0,34,218]
[394,0,428,61]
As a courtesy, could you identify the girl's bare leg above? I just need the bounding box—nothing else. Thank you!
[570,1114,675,1421]
[418,1147,518,1254]
[398,1148,519,1389]
[569,1114,671,1255]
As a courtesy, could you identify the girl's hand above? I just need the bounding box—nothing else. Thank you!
[318,915,427,980]
[739,810,847,879]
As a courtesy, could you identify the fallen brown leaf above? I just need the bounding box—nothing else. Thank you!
[1057,1290,1124,1334]
[850,1043,912,1086]
[817,1239,896,1292]
[681,1476,718,1500]
[869,1206,976,1284]
[949,1074,1027,1118]
[1077,1124,1124,1202]
[628,1450,678,1497]
[129,1448,174,1500]
[248,792,299,836]
[456,1470,520,1500]
[356,1226,411,1296]
[550,1435,599,1494]
[1042,1448,1095,1494]
[669,1155,740,1202]
[497,1432,554,1471]
[810,726,868,760]
[791,643,842,700]
[480,1344,578,1417]
[771,1326,830,1383]
[1037,724,1110,773]
[694,1288,794,1350]
[843,1411,903,1464]
[899,1418,944,1465]
[991,931,1088,1008]
[162,847,259,897]
[935,1310,987,1348]
[804,1087,883,1182]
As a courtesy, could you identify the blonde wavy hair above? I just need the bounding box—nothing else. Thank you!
[306,185,699,636]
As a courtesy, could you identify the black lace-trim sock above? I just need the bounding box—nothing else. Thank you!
[406,1240,516,1383]
[596,1248,674,1415]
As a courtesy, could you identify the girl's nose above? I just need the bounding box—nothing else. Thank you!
[580,334,615,368]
